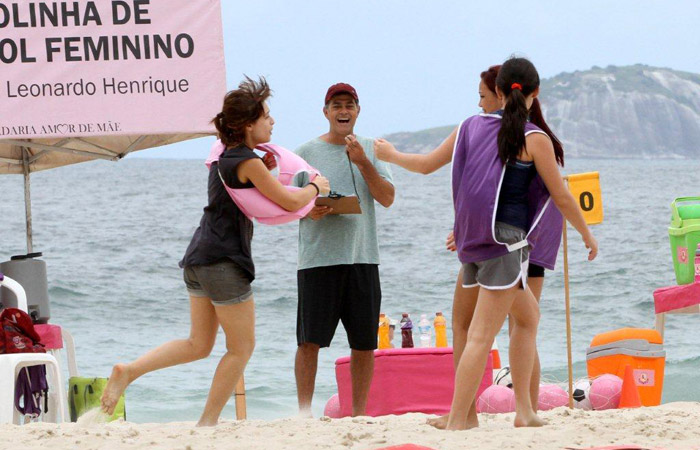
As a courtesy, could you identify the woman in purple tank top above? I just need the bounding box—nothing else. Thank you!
[379,64,566,429]
[376,64,562,428]
[376,57,597,430]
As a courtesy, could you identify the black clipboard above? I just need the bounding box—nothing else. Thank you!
[315,195,362,214]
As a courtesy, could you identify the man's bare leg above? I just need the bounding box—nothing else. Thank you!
[350,349,374,416]
[295,343,320,417]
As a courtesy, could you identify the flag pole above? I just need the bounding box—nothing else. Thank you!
[562,176,574,409]
[235,375,247,420]
[563,216,574,408]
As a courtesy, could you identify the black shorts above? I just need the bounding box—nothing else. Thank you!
[297,264,381,351]
[528,263,545,278]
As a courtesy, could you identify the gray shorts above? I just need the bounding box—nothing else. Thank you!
[183,261,253,306]
[462,222,529,290]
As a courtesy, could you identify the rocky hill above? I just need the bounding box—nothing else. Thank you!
[384,65,700,158]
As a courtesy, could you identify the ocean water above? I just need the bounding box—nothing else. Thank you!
[1,154,699,423]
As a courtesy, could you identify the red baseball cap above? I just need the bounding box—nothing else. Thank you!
[324,83,359,104]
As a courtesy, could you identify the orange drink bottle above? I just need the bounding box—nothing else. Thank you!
[434,312,448,347]
[378,313,391,349]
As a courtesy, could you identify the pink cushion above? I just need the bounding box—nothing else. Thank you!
[34,324,63,350]
[335,347,492,417]
[653,283,700,314]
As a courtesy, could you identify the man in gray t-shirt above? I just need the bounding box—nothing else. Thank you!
[294,83,394,417]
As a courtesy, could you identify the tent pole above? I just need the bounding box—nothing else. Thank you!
[22,147,33,254]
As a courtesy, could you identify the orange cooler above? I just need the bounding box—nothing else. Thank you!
[586,328,665,406]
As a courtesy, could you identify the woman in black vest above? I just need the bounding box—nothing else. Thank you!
[100,77,329,426]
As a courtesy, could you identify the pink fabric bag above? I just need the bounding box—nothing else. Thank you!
[206,141,319,225]
[334,347,493,417]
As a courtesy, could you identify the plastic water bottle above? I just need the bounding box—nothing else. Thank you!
[378,313,391,349]
[434,312,448,347]
[418,314,432,347]
[695,243,700,283]
[388,319,396,348]
[400,313,414,348]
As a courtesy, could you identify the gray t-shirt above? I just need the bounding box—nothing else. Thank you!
[295,136,393,270]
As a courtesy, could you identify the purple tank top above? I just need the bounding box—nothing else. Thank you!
[451,113,558,265]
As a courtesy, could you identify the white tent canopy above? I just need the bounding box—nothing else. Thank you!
[0,135,207,174]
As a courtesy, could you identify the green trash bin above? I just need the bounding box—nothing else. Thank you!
[669,197,700,285]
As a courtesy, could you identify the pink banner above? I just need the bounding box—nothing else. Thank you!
[0,0,226,139]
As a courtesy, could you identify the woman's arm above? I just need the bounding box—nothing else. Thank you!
[373,127,457,175]
[237,158,330,212]
[528,133,598,261]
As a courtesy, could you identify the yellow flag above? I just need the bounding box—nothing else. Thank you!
[566,172,603,225]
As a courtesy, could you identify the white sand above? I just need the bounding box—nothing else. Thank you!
[2,402,700,450]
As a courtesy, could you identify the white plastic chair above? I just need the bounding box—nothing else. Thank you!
[0,273,66,424]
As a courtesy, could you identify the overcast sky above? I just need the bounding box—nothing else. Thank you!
[139,0,700,159]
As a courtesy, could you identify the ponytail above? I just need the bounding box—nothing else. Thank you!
[495,57,541,165]
[497,88,529,165]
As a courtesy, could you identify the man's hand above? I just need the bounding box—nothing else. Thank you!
[345,135,370,166]
[306,206,333,220]
[262,152,277,171]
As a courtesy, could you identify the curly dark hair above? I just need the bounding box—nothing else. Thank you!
[212,76,271,147]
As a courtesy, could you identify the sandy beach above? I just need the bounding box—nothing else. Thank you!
[1,402,699,450]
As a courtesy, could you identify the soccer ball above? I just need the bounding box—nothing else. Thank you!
[589,374,623,410]
[538,384,569,411]
[493,366,513,389]
[476,385,516,414]
[571,378,592,410]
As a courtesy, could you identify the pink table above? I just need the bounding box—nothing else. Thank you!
[334,347,492,417]
[653,283,700,339]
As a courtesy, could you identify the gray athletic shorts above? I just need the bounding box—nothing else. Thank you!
[462,222,529,290]
[183,261,253,306]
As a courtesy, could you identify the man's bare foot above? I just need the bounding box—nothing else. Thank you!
[101,363,131,415]
[298,408,313,419]
[426,414,449,429]
[514,412,546,428]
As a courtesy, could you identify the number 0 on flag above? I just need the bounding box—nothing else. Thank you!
[565,172,603,225]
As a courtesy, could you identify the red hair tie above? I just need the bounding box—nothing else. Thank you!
[511,83,522,91]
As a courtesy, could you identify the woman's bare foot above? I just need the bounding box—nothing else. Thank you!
[100,364,131,415]
[514,411,546,428]
[196,418,218,427]
[426,414,449,429]
[429,413,479,430]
